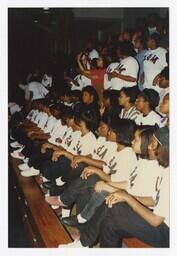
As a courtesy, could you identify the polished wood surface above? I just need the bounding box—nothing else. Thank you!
[10,157,72,248]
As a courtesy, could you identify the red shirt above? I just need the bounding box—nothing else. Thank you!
[90,69,106,86]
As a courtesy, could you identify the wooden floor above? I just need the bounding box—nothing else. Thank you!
[9,157,152,248]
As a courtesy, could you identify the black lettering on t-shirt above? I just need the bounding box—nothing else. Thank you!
[155,176,163,206]
[129,166,138,188]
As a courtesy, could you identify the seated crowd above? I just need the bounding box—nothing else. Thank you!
[9,12,169,248]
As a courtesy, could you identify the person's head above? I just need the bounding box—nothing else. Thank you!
[97,115,110,138]
[103,90,120,108]
[158,67,169,88]
[50,104,62,119]
[135,89,160,112]
[74,110,97,133]
[134,37,146,51]
[150,126,169,167]
[132,126,154,159]
[62,109,75,128]
[63,88,72,104]
[108,118,136,147]
[160,93,169,115]
[146,33,161,49]
[117,41,136,58]
[70,90,82,103]
[82,86,99,105]
[119,86,140,107]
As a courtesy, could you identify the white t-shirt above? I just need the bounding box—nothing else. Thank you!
[111,57,139,90]
[30,110,39,123]
[41,74,52,88]
[72,131,97,156]
[66,131,82,154]
[143,47,168,93]
[37,112,49,130]
[70,74,91,91]
[28,81,49,100]
[153,168,169,226]
[91,137,117,161]
[43,116,57,134]
[48,122,68,145]
[104,62,119,90]
[34,111,44,125]
[127,159,163,200]
[119,106,140,122]
[110,147,137,182]
[26,109,35,120]
[135,111,162,126]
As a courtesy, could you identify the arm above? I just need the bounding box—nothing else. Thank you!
[71,155,106,169]
[112,72,136,82]
[77,53,97,80]
[106,191,164,227]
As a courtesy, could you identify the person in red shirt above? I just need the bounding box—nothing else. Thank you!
[77,53,107,104]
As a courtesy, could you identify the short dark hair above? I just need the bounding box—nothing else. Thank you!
[118,41,136,57]
[149,33,162,46]
[120,86,141,104]
[74,110,98,132]
[71,90,82,101]
[110,118,136,146]
[156,145,169,168]
[140,89,160,110]
[137,126,155,159]
[82,86,99,104]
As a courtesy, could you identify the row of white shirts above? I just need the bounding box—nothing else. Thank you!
[71,47,168,98]
[26,108,169,226]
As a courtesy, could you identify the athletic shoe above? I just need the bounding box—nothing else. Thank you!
[18,163,30,171]
[21,167,40,177]
[45,196,66,207]
[12,146,25,153]
[10,141,23,148]
[58,240,87,248]
[10,151,25,160]
[56,177,66,186]
[10,135,15,140]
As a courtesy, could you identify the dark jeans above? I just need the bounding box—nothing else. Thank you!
[28,148,54,170]
[99,202,169,248]
[80,191,109,221]
[78,202,169,248]
[60,174,101,214]
[40,156,87,183]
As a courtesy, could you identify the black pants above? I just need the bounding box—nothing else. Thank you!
[60,174,101,214]
[78,202,169,248]
[40,156,87,183]
[99,203,169,248]
[28,148,54,170]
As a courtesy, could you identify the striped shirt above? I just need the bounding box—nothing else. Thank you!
[119,106,140,122]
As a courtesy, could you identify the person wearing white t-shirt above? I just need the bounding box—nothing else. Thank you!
[45,119,137,224]
[58,126,169,248]
[135,88,162,126]
[40,110,97,185]
[141,33,168,93]
[98,126,169,248]
[41,73,53,89]
[28,80,49,101]
[108,42,139,90]
[104,62,119,90]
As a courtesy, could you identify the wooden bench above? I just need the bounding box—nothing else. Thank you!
[9,157,72,247]
[9,157,152,248]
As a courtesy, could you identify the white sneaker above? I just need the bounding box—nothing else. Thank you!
[10,141,23,148]
[10,135,15,140]
[58,240,87,248]
[10,151,25,160]
[56,177,66,186]
[21,167,40,177]
[18,163,30,171]
[12,146,25,153]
